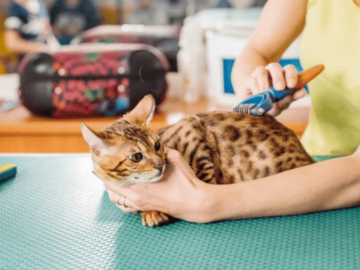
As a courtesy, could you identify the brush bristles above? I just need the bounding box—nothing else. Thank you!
[231,104,256,115]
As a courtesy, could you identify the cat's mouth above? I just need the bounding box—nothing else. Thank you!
[147,169,165,182]
[131,165,165,183]
[132,174,163,183]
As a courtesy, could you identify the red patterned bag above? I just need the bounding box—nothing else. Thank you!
[18,44,169,118]
[72,25,179,71]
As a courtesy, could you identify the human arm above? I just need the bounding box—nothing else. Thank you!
[105,148,360,224]
[4,3,51,54]
[207,152,360,222]
[4,30,49,54]
[231,0,308,116]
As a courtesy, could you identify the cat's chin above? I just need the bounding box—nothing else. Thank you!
[131,165,166,184]
[131,174,164,184]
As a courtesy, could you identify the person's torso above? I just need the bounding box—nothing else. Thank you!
[300,0,360,155]
[52,0,88,37]
[6,1,49,41]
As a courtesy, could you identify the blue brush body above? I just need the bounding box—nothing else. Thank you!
[231,86,297,116]
[231,64,324,116]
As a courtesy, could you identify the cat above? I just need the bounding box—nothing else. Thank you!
[81,95,314,227]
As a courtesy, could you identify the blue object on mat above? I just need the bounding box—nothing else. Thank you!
[0,155,359,269]
[0,163,17,183]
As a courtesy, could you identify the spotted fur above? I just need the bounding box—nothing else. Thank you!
[81,95,314,227]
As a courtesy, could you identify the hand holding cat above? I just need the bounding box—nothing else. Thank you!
[236,63,307,117]
[105,148,212,223]
[106,145,360,224]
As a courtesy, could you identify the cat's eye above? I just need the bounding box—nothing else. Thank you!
[128,153,143,163]
[155,141,161,151]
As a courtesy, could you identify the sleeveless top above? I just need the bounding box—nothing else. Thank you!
[300,0,360,155]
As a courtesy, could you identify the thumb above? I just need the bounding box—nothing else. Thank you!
[292,88,307,100]
[165,148,184,166]
[164,148,199,181]
[276,96,293,112]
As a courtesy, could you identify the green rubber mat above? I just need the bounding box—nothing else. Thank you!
[0,155,359,270]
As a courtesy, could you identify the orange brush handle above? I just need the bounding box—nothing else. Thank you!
[296,64,325,89]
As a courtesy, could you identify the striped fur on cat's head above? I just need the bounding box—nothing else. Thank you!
[81,95,165,185]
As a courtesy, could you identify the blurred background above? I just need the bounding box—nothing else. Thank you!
[0,0,266,73]
[0,0,310,153]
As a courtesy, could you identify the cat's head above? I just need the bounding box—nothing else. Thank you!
[81,95,165,185]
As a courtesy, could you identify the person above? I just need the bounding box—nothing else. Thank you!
[231,0,360,156]
[106,148,360,224]
[4,0,59,56]
[104,0,360,224]
[50,0,100,45]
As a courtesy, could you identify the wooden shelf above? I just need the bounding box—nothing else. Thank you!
[0,98,308,153]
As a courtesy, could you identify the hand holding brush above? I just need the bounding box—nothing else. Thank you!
[231,64,325,116]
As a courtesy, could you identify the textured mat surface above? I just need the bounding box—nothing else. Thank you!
[0,155,359,270]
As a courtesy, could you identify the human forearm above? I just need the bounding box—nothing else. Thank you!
[231,0,306,102]
[205,154,360,222]
[231,44,269,99]
[105,149,360,225]
[5,31,47,54]
[7,39,45,54]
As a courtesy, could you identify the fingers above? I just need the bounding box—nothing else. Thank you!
[116,204,137,213]
[292,88,307,100]
[105,181,151,211]
[107,189,139,213]
[275,88,307,112]
[244,77,260,95]
[240,63,301,101]
[275,96,293,112]
[254,66,270,93]
[283,65,298,88]
[247,64,307,117]
[165,148,196,174]
[266,63,285,90]
[104,181,134,198]
[164,148,183,165]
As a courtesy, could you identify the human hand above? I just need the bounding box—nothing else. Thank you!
[34,44,51,53]
[237,63,307,117]
[105,149,212,224]
[46,36,61,53]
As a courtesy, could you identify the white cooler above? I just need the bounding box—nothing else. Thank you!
[178,8,310,108]
[206,29,304,106]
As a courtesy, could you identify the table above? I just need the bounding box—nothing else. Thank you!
[0,99,309,153]
[0,73,309,153]
[0,155,359,270]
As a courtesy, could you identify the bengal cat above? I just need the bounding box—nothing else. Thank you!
[81,95,314,227]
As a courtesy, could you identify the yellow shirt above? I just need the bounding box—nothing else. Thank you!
[300,0,360,155]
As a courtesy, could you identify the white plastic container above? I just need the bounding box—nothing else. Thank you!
[177,17,205,103]
[177,8,262,103]
[178,8,309,107]
[206,29,305,107]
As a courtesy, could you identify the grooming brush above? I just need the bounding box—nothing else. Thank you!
[231,64,325,116]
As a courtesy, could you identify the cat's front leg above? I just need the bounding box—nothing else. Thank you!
[140,211,170,227]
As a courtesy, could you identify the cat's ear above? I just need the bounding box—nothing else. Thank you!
[125,95,155,127]
[81,123,107,156]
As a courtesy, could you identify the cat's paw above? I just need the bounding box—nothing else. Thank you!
[141,211,169,227]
